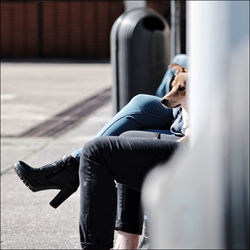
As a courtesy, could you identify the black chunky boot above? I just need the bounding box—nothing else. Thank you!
[13,155,79,209]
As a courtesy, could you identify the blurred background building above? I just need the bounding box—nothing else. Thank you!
[1,0,123,59]
[1,0,186,60]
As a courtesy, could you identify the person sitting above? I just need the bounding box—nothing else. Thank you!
[13,54,187,249]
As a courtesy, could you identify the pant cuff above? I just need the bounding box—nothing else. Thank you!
[115,220,143,235]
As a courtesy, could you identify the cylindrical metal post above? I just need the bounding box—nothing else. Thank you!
[170,0,181,58]
[124,0,146,11]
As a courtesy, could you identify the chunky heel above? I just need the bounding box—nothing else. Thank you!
[50,187,75,209]
[13,155,79,208]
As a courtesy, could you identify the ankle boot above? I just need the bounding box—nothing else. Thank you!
[13,155,79,209]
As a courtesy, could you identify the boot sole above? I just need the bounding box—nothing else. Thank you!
[13,161,78,209]
[13,163,42,192]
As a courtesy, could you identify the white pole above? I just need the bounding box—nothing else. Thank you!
[143,1,249,249]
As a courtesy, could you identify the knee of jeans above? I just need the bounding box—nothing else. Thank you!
[81,137,106,161]
[79,138,104,176]
[129,94,159,112]
[130,94,150,104]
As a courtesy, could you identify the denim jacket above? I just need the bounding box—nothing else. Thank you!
[170,108,184,137]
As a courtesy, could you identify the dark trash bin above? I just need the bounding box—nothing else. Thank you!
[111,8,171,113]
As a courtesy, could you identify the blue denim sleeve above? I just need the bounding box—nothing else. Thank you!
[155,54,188,97]
[155,69,175,97]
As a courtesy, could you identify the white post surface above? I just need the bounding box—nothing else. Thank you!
[143,1,249,249]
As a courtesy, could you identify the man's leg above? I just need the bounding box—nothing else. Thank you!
[114,183,143,249]
[71,94,173,161]
[79,135,178,249]
[114,231,140,249]
[114,131,178,249]
[72,53,188,161]
[155,54,188,97]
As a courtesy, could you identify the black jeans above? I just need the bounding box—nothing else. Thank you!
[79,132,179,249]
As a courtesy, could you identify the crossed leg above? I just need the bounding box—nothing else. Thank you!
[79,134,179,249]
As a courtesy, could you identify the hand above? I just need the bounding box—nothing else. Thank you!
[177,128,190,142]
[177,135,188,142]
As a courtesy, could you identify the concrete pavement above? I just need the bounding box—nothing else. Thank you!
[1,61,113,249]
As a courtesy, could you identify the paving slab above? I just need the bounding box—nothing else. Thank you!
[1,62,113,249]
[1,137,52,173]
[1,62,111,136]
[1,103,112,249]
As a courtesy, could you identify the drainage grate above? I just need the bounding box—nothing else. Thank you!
[18,87,111,137]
